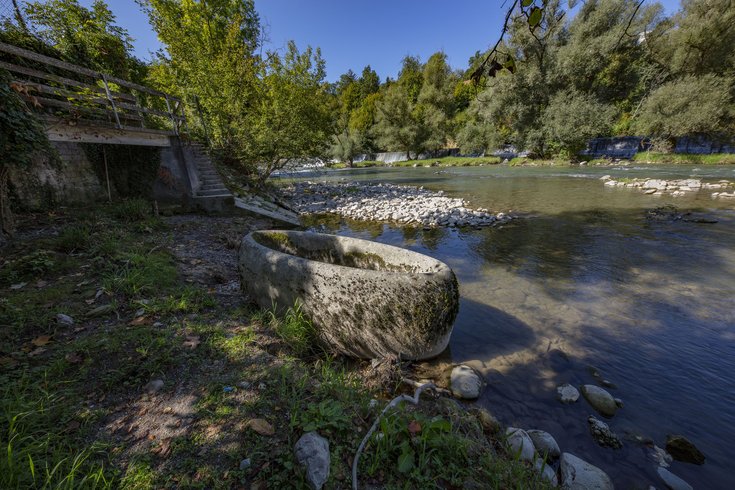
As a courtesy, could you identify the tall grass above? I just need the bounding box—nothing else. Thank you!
[264,302,320,357]
[1,377,112,489]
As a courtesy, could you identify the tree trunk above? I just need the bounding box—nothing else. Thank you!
[0,164,15,238]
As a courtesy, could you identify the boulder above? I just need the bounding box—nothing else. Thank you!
[450,365,482,399]
[657,467,693,490]
[534,457,559,486]
[557,384,580,404]
[588,416,622,449]
[580,385,618,417]
[505,427,536,462]
[294,432,330,490]
[528,430,561,460]
[560,453,614,490]
[665,434,705,465]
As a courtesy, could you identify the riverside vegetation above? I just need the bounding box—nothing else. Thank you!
[1,201,554,489]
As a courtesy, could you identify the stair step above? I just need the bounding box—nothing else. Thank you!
[201,184,227,191]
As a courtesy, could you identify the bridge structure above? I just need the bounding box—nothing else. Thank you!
[0,41,232,208]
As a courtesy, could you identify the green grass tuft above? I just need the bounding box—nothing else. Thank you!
[633,152,735,165]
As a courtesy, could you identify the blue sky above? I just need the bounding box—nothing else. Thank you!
[70,0,682,82]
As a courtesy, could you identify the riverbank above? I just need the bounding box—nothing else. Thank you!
[0,203,549,489]
[322,152,735,171]
[280,181,513,228]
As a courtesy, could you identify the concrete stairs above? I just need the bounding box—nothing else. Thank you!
[187,143,233,210]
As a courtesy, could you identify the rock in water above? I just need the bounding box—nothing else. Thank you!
[450,365,482,399]
[294,432,330,490]
[657,467,693,490]
[528,430,561,460]
[580,385,619,417]
[557,384,580,404]
[588,416,622,449]
[560,453,614,490]
[505,427,536,462]
[665,434,705,465]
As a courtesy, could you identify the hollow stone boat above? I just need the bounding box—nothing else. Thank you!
[238,230,459,360]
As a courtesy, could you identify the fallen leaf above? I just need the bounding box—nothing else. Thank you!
[65,352,83,364]
[85,299,96,305]
[246,418,274,436]
[32,335,52,346]
[408,420,422,436]
[128,315,150,326]
[183,335,200,349]
[28,347,47,357]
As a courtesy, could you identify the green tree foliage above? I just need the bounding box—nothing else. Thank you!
[140,0,260,158]
[375,82,427,159]
[417,52,456,152]
[542,89,617,156]
[24,0,143,79]
[653,0,735,76]
[634,75,734,138]
[243,42,332,182]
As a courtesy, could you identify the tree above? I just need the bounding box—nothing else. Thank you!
[374,82,427,159]
[634,74,734,139]
[242,42,333,183]
[357,65,380,99]
[140,0,261,159]
[329,128,365,166]
[417,52,456,153]
[24,0,142,79]
[542,89,617,156]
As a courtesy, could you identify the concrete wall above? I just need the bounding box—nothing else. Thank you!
[9,138,198,210]
[9,141,107,209]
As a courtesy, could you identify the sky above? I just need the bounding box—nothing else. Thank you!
[69,0,682,83]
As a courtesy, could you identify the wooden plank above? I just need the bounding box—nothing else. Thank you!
[0,42,181,101]
[44,119,174,147]
[29,94,143,121]
[0,60,136,102]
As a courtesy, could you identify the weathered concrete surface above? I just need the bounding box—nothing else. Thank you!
[238,230,459,359]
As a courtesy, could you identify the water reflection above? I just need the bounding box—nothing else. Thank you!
[297,166,735,488]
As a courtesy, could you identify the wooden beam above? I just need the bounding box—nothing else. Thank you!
[45,121,173,147]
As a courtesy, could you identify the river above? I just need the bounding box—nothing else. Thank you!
[282,164,735,488]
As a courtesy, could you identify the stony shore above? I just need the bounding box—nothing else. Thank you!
[280,181,512,228]
[601,176,735,198]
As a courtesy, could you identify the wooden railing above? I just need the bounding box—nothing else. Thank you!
[0,41,186,135]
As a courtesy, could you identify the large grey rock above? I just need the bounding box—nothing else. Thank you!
[588,416,622,449]
[144,379,164,394]
[657,467,693,490]
[238,230,459,360]
[505,427,536,462]
[450,365,482,399]
[560,453,614,490]
[294,431,330,490]
[528,430,561,460]
[580,385,619,417]
[534,457,559,486]
[557,384,580,403]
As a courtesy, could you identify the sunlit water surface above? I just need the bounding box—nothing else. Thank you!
[282,164,735,488]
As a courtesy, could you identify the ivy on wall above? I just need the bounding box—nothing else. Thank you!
[0,68,51,236]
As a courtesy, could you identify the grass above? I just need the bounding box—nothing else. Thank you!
[330,156,501,169]
[633,152,735,165]
[1,203,557,489]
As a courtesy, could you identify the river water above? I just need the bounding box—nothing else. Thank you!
[284,164,735,488]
